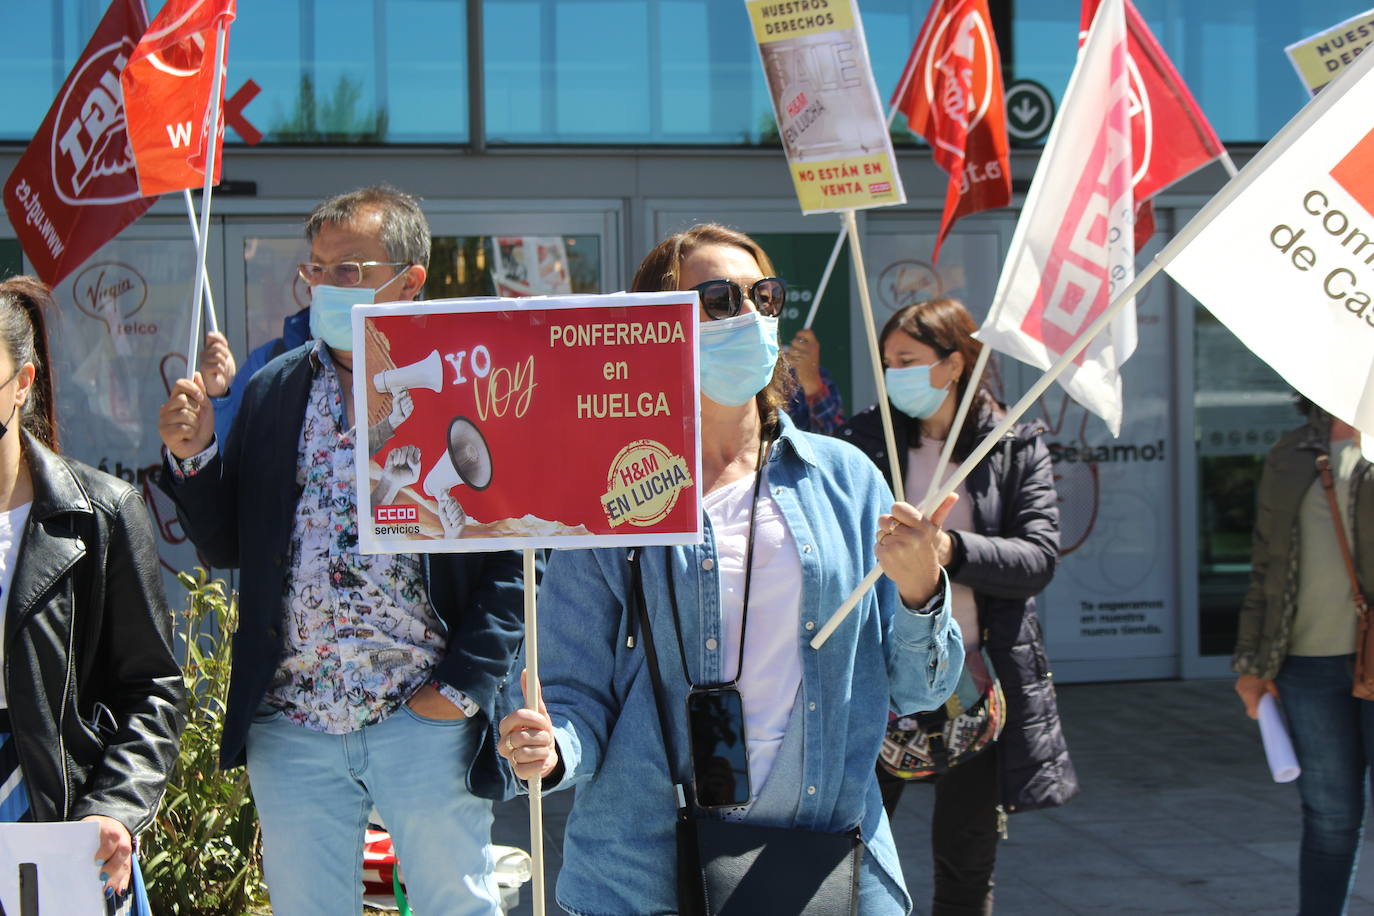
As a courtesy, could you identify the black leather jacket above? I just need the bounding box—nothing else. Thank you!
[5,432,186,833]
[841,404,1078,813]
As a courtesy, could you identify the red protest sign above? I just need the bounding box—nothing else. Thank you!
[353,293,702,553]
[121,0,237,196]
[2,0,154,287]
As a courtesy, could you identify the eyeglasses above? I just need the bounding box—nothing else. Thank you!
[690,277,786,320]
[297,261,408,288]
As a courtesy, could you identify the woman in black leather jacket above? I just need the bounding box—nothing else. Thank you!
[0,277,185,906]
[840,298,1076,916]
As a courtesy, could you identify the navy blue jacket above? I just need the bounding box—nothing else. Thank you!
[210,308,312,445]
[159,344,524,799]
[841,403,1079,813]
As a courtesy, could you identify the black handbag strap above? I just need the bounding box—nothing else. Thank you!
[627,547,693,813]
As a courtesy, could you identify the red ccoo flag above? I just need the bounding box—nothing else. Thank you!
[1080,0,1225,251]
[2,0,155,287]
[892,0,1011,262]
[121,0,237,197]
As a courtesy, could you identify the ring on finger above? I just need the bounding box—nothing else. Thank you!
[887,521,901,536]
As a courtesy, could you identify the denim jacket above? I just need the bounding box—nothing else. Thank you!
[538,415,963,915]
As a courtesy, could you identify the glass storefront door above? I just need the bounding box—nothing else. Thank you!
[1174,204,1298,676]
[225,207,621,362]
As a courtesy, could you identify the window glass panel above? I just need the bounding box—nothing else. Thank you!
[0,240,22,279]
[0,0,467,145]
[241,233,602,353]
[1193,306,1297,657]
[1,2,1365,147]
[1012,0,1362,143]
[484,0,771,144]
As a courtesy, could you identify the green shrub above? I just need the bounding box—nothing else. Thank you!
[141,569,269,916]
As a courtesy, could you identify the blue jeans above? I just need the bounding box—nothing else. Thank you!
[1276,655,1374,916]
[246,705,501,916]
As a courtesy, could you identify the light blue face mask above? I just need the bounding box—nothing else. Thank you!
[885,361,950,419]
[309,269,408,351]
[698,311,780,407]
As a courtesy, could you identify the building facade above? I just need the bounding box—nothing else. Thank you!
[0,0,1357,680]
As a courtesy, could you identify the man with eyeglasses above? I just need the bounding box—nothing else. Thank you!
[155,185,524,916]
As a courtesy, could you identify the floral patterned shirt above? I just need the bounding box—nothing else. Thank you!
[168,344,477,731]
[260,344,451,733]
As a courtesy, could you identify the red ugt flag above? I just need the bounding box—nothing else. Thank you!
[121,0,237,197]
[2,0,154,287]
[892,0,1011,262]
[1080,0,1225,250]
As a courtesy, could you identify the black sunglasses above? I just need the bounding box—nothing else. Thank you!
[690,277,786,320]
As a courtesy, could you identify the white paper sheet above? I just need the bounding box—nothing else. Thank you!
[1258,693,1301,783]
[0,820,105,915]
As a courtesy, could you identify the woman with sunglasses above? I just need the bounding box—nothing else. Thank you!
[0,277,185,911]
[499,224,963,915]
[840,298,1075,916]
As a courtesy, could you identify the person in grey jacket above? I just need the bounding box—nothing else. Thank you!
[841,297,1076,916]
[1234,402,1374,914]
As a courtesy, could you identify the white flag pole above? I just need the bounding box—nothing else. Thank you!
[816,126,1291,648]
[918,346,991,508]
[183,20,227,380]
[801,231,847,329]
[844,209,905,502]
[812,258,1163,648]
[1219,151,1240,179]
[523,548,546,916]
[182,189,219,335]
[918,141,1237,511]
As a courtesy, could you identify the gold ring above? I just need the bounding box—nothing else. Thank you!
[888,521,901,536]
[506,735,514,755]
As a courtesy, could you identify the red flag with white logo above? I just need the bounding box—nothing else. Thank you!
[121,0,236,197]
[1080,0,1225,251]
[1,0,154,287]
[976,0,1135,434]
[891,0,1011,262]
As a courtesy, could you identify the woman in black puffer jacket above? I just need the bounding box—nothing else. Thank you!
[839,298,1077,916]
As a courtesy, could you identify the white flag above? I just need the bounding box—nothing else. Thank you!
[1162,45,1374,443]
[976,0,1136,435]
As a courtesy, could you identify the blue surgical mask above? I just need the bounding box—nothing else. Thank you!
[309,269,408,351]
[698,311,780,407]
[885,362,950,419]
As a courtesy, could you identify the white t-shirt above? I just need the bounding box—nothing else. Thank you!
[0,501,33,710]
[703,471,803,800]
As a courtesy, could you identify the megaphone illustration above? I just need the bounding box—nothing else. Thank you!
[423,416,494,501]
[373,349,443,394]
